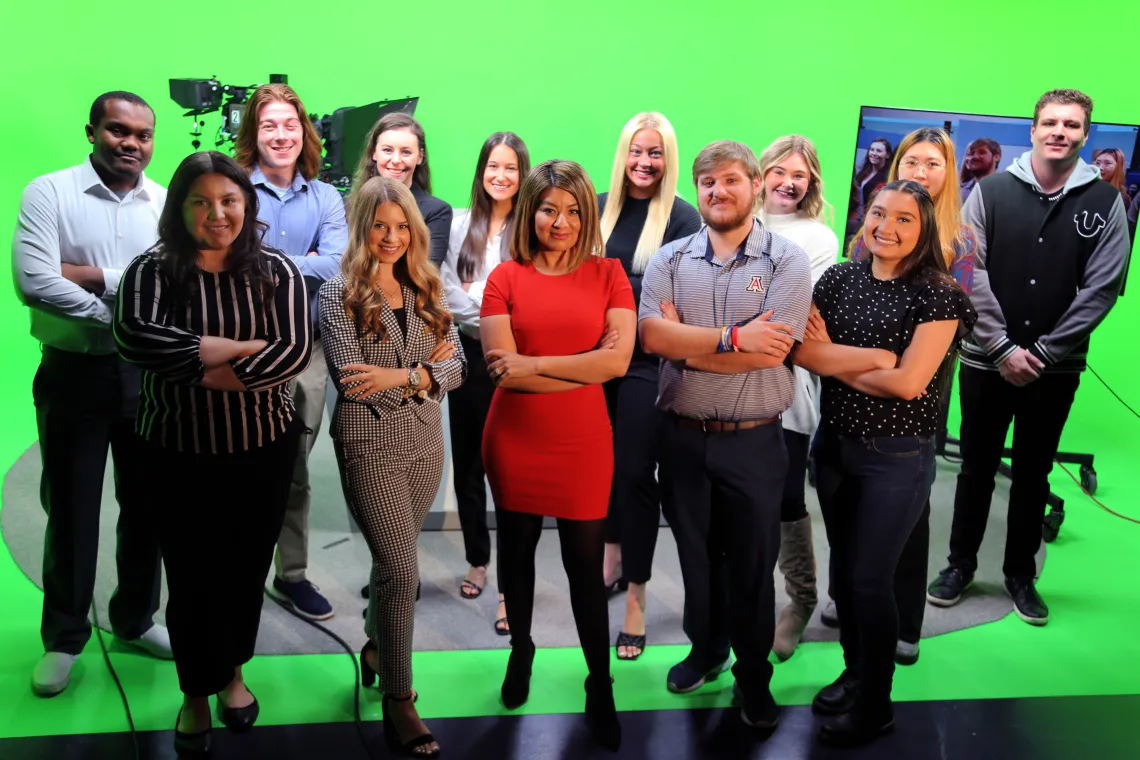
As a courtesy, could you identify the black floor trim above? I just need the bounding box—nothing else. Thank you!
[2,694,1137,759]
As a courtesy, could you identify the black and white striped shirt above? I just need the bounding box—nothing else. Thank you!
[114,248,312,454]
[638,220,812,421]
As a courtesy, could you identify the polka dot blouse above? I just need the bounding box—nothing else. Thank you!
[812,260,977,437]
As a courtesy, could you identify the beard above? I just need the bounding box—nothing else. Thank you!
[704,202,755,232]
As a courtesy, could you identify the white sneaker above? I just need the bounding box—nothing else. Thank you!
[32,652,77,697]
[123,624,174,660]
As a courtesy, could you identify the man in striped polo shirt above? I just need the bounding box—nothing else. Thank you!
[639,140,812,731]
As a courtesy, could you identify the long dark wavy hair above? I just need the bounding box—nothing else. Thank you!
[456,132,530,282]
[152,151,273,306]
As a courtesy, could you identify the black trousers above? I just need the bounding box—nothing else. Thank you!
[781,428,811,523]
[814,428,934,704]
[33,347,161,655]
[659,418,785,695]
[605,373,664,584]
[949,366,1081,580]
[448,332,495,568]
[145,422,299,697]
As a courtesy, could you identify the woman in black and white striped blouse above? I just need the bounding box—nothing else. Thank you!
[114,151,311,757]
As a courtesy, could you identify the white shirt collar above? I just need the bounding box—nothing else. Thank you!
[79,155,153,201]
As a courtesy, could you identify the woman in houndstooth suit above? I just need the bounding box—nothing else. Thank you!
[319,177,465,759]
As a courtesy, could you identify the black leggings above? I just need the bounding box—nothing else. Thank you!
[496,510,610,679]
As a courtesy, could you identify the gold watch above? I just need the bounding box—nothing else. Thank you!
[407,367,423,389]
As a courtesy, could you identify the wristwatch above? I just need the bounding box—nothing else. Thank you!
[407,367,423,389]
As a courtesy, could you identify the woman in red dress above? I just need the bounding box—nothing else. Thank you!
[480,160,635,751]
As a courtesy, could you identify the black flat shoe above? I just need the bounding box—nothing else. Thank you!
[174,706,213,757]
[501,638,536,710]
[216,690,259,733]
[818,704,895,747]
[812,671,860,715]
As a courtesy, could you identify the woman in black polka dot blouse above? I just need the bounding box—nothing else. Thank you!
[792,180,976,748]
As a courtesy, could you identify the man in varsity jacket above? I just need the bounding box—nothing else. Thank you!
[928,89,1129,625]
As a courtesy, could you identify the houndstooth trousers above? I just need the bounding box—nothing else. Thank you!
[334,408,445,695]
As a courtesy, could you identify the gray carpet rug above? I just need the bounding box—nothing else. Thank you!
[1,403,1042,655]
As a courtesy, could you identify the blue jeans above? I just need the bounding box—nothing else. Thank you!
[813,426,935,705]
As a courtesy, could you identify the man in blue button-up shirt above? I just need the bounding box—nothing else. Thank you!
[236,84,347,621]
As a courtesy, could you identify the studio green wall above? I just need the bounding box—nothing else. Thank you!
[1,0,1137,492]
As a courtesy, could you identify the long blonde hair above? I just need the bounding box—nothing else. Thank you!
[755,134,833,224]
[847,127,964,266]
[340,177,452,341]
[511,160,603,272]
[599,113,680,274]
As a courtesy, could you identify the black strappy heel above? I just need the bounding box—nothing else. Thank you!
[382,693,440,758]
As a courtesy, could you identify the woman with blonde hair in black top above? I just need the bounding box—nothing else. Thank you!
[597,112,701,661]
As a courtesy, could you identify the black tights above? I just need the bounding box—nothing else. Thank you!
[497,511,611,679]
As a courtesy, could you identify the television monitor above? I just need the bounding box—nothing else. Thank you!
[844,105,1138,293]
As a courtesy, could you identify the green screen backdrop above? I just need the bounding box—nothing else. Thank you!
[0,0,1137,741]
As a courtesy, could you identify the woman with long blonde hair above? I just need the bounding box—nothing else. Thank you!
[1093,148,1133,208]
[839,126,977,668]
[319,177,466,759]
[597,112,701,661]
[754,134,838,661]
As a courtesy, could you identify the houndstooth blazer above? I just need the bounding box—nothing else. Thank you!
[318,274,466,442]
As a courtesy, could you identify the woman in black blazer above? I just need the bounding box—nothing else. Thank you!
[354,112,453,267]
[319,177,465,759]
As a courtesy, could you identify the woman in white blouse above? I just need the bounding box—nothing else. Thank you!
[754,135,838,661]
[439,132,530,634]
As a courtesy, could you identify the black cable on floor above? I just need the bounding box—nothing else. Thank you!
[90,603,141,760]
[89,594,376,760]
[1087,365,1139,420]
[262,589,378,760]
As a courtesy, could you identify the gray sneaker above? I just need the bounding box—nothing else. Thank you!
[32,652,77,697]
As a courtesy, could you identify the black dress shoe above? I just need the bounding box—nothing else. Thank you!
[811,671,860,715]
[818,703,895,747]
[216,690,260,733]
[174,706,213,756]
[734,682,780,730]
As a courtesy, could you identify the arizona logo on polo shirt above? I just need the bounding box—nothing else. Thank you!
[746,276,763,292]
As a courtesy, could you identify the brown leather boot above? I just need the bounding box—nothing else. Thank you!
[773,516,818,661]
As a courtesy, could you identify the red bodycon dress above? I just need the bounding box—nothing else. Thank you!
[480,257,635,521]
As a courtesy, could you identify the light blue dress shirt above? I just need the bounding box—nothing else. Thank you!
[250,165,348,330]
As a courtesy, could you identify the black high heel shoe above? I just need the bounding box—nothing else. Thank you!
[500,638,535,709]
[382,693,440,758]
[174,705,213,757]
[361,641,379,687]
[584,674,622,751]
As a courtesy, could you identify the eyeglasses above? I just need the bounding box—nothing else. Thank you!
[900,159,945,175]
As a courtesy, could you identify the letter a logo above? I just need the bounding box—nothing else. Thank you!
[746,276,763,292]
[1074,210,1106,239]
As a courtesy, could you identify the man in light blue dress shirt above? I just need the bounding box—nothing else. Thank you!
[235,84,347,620]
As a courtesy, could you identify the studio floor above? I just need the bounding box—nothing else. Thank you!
[0,395,1138,760]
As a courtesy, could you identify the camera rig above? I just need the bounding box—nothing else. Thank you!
[169,74,418,193]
